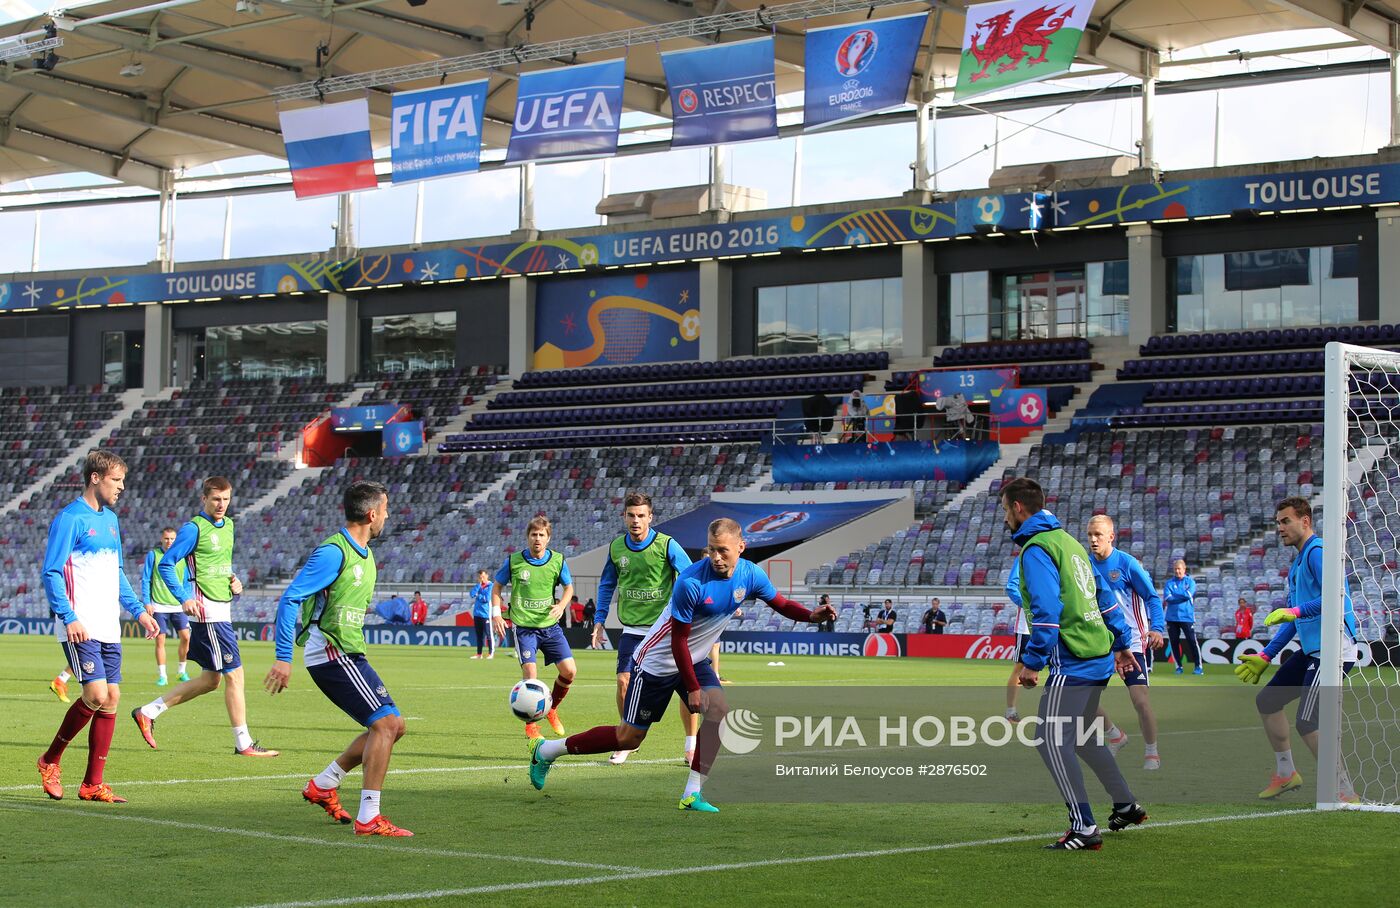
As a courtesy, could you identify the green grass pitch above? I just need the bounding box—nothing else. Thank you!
[1,635,1392,907]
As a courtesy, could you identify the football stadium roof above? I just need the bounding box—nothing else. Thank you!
[0,0,1397,190]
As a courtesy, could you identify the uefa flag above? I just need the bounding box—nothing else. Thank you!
[278,98,378,199]
[954,1,1092,100]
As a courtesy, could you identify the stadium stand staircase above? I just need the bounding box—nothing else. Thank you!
[0,386,167,520]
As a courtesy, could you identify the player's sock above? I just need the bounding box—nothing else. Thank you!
[177,661,187,676]
[140,698,168,720]
[83,710,116,786]
[564,725,620,756]
[45,699,97,764]
[1275,750,1296,777]
[158,665,167,681]
[551,678,571,707]
[1144,742,1159,757]
[1105,723,1124,740]
[539,739,568,761]
[684,735,697,753]
[233,726,254,752]
[358,790,381,824]
[683,769,707,798]
[313,760,349,790]
[58,670,72,683]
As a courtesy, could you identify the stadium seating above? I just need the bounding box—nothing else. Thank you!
[0,385,123,503]
[491,372,866,410]
[1138,323,1398,356]
[514,351,888,389]
[934,337,1091,367]
[440,422,768,452]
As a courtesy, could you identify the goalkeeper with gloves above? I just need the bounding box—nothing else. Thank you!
[1234,497,1358,802]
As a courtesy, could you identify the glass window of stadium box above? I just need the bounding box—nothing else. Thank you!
[757,277,901,354]
[1001,270,1086,339]
[1086,261,1130,337]
[946,271,990,344]
[364,311,456,375]
[1169,245,1359,332]
[202,320,327,381]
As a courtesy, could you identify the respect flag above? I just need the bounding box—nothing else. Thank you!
[661,37,777,148]
[507,59,626,164]
[390,80,488,184]
[803,11,928,131]
[954,1,1091,101]
[278,98,378,199]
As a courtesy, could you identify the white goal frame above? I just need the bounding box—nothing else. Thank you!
[1319,340,1400,812]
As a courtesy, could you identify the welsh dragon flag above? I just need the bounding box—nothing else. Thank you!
[954,1,1092,100]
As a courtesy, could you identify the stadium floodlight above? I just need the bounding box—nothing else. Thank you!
[1318,341,1400,813]
[0,35,63,64]
[119,60,145,77]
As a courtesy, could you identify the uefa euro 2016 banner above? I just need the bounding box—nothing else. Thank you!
[507,59,626,164]
[660,37,778,148]
[803,12,929,131]
[390,80,488,183]
[917,368,1019,404]
[657,498,901,551]
[7,161,1400,310]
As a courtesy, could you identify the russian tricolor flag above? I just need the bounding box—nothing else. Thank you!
[278,98,378,199]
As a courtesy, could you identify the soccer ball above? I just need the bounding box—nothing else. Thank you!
[509,679,551,722]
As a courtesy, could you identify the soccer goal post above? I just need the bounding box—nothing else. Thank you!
[1318,340,1400,812]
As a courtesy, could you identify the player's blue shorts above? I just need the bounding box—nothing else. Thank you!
[62,639,122,685]
[154,611,190,635]
[515,624,572,667]
[622,658,720,729]
[1256,652,1355,735]
[188,620,241,674]
[1015,633,1030,663]
[307,654,400,727]
[1115,649,1149,687]
[617,631,648,674]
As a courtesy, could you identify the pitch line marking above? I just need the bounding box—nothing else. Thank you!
[0,801,639,873]
[236,808,1319,908]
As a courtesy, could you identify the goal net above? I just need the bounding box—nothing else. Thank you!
[1318,341,1400,811]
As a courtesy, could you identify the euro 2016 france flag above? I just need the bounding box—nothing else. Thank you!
[278,98,378,200]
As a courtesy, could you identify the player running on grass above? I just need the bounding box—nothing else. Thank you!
[131,477,278,757]
[1003,478,1147,850]
[494,515,575,739]
[527,517,835,812]
[593,491,696,764]
[142,525,191,686]
[265,480,412,837]
[37,450,159,803]
[1085,514,1166,771]
[1235,496,1359,803]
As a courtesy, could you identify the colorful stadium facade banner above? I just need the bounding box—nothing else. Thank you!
[390,80,488,184]
[277,98,378,199]
[532,269,700,369]
[661,37,778,148]
[657,498,900,551]
[5,161,1400,310]
[382,420,424,456]
[803,11,928,131]
[772,439,1001,485]
[954,0,1092,101]
[506,59,626,164]
[917,367,1019,404]
[989,387,1047,426]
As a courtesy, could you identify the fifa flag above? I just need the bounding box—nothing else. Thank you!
[803,12,928,132]
[390,80,488,184]
[278,98,377,200]
[989,387,1047,426]
[661,38,777,148]
[507,59,626,164]
[954,1,1092,100]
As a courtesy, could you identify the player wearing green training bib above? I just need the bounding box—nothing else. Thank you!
[493,515,576,740]
[266,480,412,837]
[593,491,695,765]
[132,477,278,758]
[142,526,191,686]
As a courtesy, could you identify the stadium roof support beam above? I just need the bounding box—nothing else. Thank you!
[1267,0,1398,51]
[9,74,286,157]
[0,121,165,189]
[582,0,806,65]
